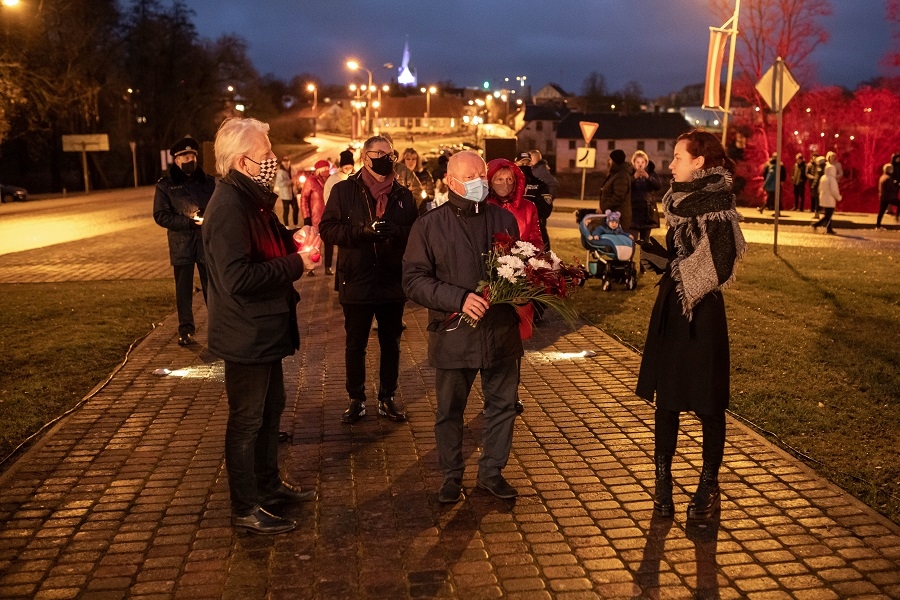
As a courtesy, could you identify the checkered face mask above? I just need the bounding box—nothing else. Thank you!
[246,156,279,186]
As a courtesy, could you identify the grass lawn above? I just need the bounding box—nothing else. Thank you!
[0,280,175,466]
[556,237,900,523]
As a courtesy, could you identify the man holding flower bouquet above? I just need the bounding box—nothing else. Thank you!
[402,151,524,504]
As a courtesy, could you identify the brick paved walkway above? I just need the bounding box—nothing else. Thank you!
[2,264,900,599]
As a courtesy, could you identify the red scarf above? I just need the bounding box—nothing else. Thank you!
[360,168,394,217]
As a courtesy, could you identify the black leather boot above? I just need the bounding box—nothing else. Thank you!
[653,453,674,517]
[377,392,406,422]
[687,462,721,520]
[341,398,366,424]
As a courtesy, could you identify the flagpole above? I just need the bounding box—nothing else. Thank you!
[721,0,740,146]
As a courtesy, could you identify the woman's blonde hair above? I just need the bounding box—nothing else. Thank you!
[631,150,649,165]
[402,147,421,171]
[214,117,270,178]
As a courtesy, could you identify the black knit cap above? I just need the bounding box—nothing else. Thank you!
[610,149,626,165]
[339,150,354,167]
[170,136,199,157]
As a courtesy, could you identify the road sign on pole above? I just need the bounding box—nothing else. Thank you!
[62,134,110,194]
[579,121,599,145]
[755,58,800,255]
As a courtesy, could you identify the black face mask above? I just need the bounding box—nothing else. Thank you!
[180,160,197,175]
[369,155,394,176]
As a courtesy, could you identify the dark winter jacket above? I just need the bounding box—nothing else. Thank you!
[153,164,215,265]
[402,191,523,370]
[319,170,419,304]
[600,161,634,231]
[202,170,304,364]
[520,165,553,220]
[531,160,559,198]
[630,166,662,231]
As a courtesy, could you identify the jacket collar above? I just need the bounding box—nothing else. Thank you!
[447,190,484,216]
[225,169,278,211]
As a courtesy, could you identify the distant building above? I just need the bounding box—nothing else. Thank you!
[533,83,571,106]
[554,112,692,174]
[513,103,569,162]
[375,95,468,137]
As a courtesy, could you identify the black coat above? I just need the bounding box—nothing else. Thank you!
[600,162,634,231]
[403,192,523,370]
[319,171,419,304]
[636,228,731,414]
[202,171,305,364]
[153,165,215,265]
[630,170,662,231]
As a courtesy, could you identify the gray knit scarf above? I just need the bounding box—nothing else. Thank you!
[662,167,747,319]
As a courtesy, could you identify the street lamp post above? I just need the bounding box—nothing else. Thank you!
[306,83,317,137]
[347,60,373,136]
[420,86,437,128]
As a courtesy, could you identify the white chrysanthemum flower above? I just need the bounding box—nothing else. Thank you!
[548,251,562,270]
[513,241,538,258]
[497,264,518,283]
[498,254,525,272]
[528,258,551,270]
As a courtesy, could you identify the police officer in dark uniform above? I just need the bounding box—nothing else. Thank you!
[153,136,216,346]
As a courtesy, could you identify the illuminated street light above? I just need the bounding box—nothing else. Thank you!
[306,83,317,111]
[347,60,373,135]
[420,85,437,123]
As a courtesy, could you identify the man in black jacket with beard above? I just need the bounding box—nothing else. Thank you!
[153,136,215,346]
[319,136,419,425]
[403,151,523,504]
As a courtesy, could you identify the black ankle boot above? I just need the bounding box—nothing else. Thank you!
[653,453,674,517]
[687,463,721,520]
[377,393,406,422]
[341,398,366,424]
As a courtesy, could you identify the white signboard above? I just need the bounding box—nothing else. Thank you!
[62,134,110,152]
[575,148,596,169]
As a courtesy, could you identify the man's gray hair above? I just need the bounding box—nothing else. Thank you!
[214,117,270,177]
[363,135,393,153]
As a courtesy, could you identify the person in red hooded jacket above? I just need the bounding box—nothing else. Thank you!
[486,158,542,414]
[486,158,543,249]
[300,159,331,275]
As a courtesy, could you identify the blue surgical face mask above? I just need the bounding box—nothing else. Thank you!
[454,176,488,203]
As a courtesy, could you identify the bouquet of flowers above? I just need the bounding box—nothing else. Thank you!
[458,232,588,328]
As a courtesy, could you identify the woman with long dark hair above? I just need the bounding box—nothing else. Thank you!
[636,129,747,521]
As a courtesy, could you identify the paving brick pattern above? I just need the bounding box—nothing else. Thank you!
[2,241,900,599]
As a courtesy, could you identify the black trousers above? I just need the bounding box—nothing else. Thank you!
[224,360,286,515]
[322,243,334,270]
[282,199,299,227]
[341,301,405,400]
[793,184,806,211]
[877,199,900,227]
[813,207,835,232]
[173,262,207,336]
[655,408,726,467]
[435,360,518,480]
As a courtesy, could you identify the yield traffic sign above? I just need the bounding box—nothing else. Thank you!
[579,121,599,145]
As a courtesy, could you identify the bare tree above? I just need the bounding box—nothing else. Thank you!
[709,0,832,85]
[886,0,900,71]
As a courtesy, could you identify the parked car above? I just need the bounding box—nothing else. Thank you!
[1,184,27,203]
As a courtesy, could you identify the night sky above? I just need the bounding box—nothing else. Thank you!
[178,0,892,98]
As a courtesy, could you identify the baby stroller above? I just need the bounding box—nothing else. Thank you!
[575,210,637,291]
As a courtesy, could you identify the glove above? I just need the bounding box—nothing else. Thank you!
[373,220,401,239]
[638,237,671,274]
[303,217,312,227]
[355,221,387,243]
